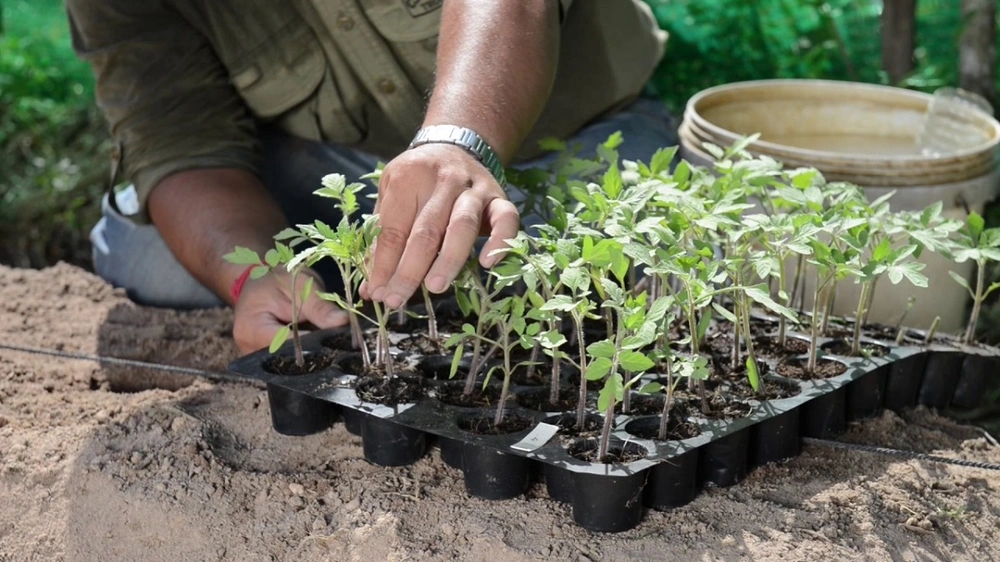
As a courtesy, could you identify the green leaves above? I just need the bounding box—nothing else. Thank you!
[638,382,663,395]
[224,246,263,266]
[746,356,760,393]
[249,265,270,280]
[620,350,654,372]
[743,284,797,320]
[597,374,624,413]
[949,270,973,295]
[586,339,616,359]
[269,325,290,354]
[585,357,613,381]
[541,295,576,312]
[967,211,986,243]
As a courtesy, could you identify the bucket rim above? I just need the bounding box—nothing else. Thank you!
[685,79,1000,165]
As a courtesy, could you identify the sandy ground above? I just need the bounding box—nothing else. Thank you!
[2,263,1000,561]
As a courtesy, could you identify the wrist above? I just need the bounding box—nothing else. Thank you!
[409,124,507,188]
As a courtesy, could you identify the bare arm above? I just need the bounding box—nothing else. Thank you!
[148,169,349,351]
[148,168,286,305]
[424,1,560,162]
[363,0,562,308]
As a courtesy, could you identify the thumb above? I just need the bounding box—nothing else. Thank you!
[300,291,351,329]
[236,309,291,355]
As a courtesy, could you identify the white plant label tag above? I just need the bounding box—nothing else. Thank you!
[510,423,560,452]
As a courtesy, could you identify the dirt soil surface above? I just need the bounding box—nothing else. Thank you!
[2,263,1000,561]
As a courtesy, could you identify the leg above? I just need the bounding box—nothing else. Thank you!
[90,125,383,308]
[91,191,225,309]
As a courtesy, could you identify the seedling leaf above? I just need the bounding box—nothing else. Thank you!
[744,284,797,320]
[639,382,663,394]
[269,325,290,354]
[224,246,263,266]
[746,357,760,392]
[300,276,315,304]
[249,265,270,280]
[597,374,624,413]
[450,343,464,379]
[585,357,613,381]
[586,339,617,359]
[949,271,973,294]
[620,350,654,372]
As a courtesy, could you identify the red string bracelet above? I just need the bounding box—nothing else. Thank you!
[230,265,256,304]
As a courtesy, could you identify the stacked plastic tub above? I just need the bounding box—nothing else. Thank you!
[678,79,1000,333]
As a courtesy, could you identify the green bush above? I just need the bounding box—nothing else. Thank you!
[0,0,109,268]
[645,0,983,112]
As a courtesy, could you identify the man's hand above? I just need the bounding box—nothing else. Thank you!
[361,144,519,309]
[232,268,350,354]
[360,1,559,308]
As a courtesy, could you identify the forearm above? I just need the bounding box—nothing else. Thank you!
[424,0,561,163]
[148,168,287,305]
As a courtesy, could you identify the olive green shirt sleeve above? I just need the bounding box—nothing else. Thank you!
[66,0,260,224]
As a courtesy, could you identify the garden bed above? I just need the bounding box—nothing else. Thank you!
[2,264,1000,560]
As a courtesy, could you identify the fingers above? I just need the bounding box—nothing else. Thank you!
[424,192,485,293]
[299,286,351,329]
[365,145,520,307]
[233,303,291,354]
[479,198,520,268]
[364,165,421,302]
[232,269,348,355]
[381,189,461,306]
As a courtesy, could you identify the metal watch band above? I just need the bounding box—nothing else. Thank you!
[408,125,507,188]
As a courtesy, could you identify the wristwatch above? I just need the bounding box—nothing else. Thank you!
[409,125,507,188]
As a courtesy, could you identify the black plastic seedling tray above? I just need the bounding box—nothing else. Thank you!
[227,324,1000,534]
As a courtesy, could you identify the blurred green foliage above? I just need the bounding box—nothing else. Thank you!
[646,0,981,113]
[0,0,109,268]
[0,0,997,280]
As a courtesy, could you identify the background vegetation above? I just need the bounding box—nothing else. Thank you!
[1,0,999,338]
[0,0,108,269]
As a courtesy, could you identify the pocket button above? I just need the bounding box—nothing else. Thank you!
[337,13,355,31]
[377,78,397,95]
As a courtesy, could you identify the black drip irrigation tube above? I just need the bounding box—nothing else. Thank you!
[0,341,263,388]
[6,336,1000,533]
[802,436,1000,471]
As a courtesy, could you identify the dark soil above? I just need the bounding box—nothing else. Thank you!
[776,358,849,381]
[262,352,335,376]
[544,413,604,437]
[516,386,579,412]
[334,353,408,378]
[569,441,647,464]
[753,335,810,358]
[321,331,376,353]
[711,356,773,382]
[396,333,445,355]
[509,363,550,386]
[416,354,465,381]
[354,373,426,405]
[457,413,534,435]
[901,329,962,348]
[707,330,806,362]
[566,368,604,391]
[625,411,701,441]
[821,338,889,358]
[616,393,666,416]
[684,393,754,421]
[728,377,802,401]
[432,300,469,332]
[823,322,900,343]
[436,381,506,409]
[861,322,900,340]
